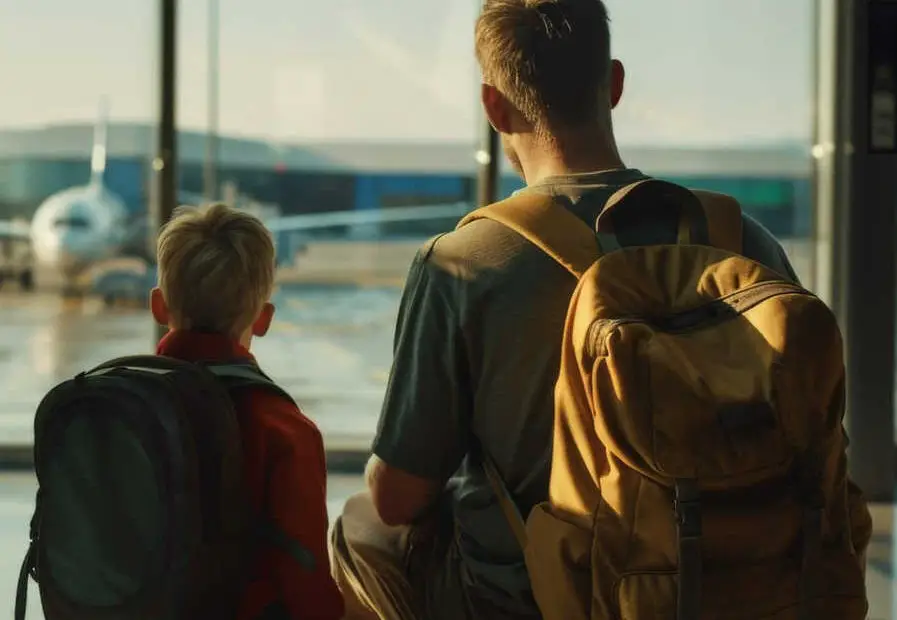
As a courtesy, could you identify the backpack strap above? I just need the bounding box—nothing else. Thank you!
[595,178,744,254]
[205,362,316,573]
[205,362,297,407]
[596,179,745,255]
[597,179,711,248]
[482,456,529,550]
[14,541,35,620]
[457,182,744,276]
[674,479,703,620]
[599,181,744,256]
[794,453,825,620]
[692,190,743,255]
[457,191,600,279]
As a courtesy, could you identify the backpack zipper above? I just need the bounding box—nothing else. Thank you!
[586,280,812,358]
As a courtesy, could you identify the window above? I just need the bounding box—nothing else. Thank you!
[602,0,815,284]
[0,0,480,474]
[0,0,818,460]
[52,214,92,230]
[5,4,892,617]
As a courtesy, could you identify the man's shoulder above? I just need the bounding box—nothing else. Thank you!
[689,188,740,211]
[688,189,798,282]
[686,189,772,241]
[426,216,523,257]
[416,216,546,281]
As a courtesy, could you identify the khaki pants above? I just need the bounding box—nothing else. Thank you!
[330,492,473,620]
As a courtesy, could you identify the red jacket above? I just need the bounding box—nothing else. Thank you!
[157,330,345,620]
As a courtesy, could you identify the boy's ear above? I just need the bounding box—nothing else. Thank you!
[252,302,275,337]
[150,288,169,326]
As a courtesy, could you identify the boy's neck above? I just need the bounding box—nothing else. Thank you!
[238,332,253,350]
[165,326,252,350]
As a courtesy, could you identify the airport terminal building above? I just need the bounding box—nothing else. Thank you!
[0,123,813,238]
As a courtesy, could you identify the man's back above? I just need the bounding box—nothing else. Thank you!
[372,168,802,615]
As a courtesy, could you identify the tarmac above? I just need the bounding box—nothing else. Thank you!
[0,284,397,463]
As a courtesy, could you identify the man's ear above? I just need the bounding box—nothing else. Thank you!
[482,83,514,134]
[610,59,625,109]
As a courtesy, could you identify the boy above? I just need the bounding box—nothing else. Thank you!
[152,203,345,620]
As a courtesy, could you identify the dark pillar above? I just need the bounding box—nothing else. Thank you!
[476,122,500,208]
[819,0,897,502]
[154,0,178,342]
[204,0,219,202]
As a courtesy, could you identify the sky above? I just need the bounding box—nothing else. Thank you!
[0,0,815,146]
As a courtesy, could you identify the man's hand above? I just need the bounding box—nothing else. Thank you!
[365,455,442,527]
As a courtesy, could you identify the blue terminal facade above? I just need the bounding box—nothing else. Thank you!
[0,123,812,239]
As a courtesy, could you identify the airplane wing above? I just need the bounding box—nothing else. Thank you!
[261,202,470,233]
[168,198,471,234]
[0,221,31,241]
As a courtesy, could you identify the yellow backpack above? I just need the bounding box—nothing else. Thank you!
[458,180,870,620]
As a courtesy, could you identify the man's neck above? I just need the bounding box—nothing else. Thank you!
[518,126,625,187]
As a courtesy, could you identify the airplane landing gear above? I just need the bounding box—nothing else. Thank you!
[60,282,84,301]
[19,269,33,291]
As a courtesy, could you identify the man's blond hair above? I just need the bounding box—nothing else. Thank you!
[475,0,612,132]
[157,203,275,337]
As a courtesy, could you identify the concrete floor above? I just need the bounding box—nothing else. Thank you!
[0,474,893,619]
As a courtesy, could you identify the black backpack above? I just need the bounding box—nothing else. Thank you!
[14,355,315,620]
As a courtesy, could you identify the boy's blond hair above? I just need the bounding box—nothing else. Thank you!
[157,203,275,337]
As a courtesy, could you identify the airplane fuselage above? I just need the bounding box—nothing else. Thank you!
[29,183,129,283]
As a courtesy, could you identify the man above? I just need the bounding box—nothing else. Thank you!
[331,1,801,618]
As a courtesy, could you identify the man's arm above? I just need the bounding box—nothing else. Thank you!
[367,239,471,527]
[365,454,443,526]
[740,214,803,284]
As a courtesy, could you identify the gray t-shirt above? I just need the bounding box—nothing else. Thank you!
[371,169,800,616]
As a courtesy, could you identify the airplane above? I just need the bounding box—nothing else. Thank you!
[0,99,136,296]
